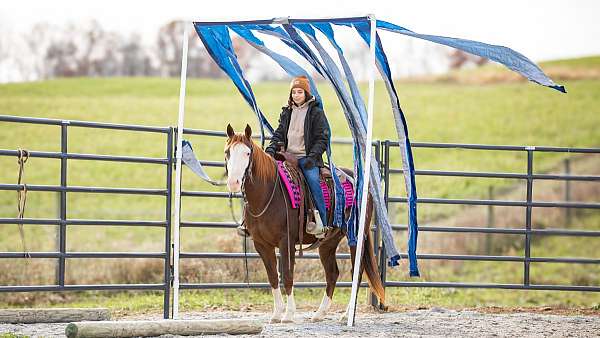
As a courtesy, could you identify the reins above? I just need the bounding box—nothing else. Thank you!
[242,166,279,218]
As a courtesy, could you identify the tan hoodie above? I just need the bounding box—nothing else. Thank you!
[286,96,315,157]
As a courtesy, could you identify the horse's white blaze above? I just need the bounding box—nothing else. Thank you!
[282,287,295,322]
[311,294,332,321]
[226,143,251,192]
[270,288,284,322]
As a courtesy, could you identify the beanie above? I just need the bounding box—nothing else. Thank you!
[289,75,311,96]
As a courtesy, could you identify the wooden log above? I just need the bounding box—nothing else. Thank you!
[65,319,264,338]
[0,308,110,323]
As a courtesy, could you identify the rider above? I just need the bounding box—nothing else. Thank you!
[265,75,330,233]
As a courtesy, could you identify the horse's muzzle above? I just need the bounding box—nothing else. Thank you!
[227,178,242,192]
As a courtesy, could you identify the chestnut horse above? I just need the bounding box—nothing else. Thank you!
[225,124,384,323]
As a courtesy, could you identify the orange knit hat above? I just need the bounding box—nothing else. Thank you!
[289,75,311,96]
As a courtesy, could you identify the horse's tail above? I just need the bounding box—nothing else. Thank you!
[362,195,385,306]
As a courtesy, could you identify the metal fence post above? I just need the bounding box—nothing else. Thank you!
[565,158,571,227]
[58,122,68,287]
[524,148,534,286]
[377,140,390,310]
[370,141,382,307]
[163,128,174,319]
[486,186,494,255]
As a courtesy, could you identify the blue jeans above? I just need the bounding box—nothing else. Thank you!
[298,157,327,226]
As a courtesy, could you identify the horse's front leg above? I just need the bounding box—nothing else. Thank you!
[279,236,296,323]
[255,241,284,323]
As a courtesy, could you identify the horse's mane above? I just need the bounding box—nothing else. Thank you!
[226,134,276,182]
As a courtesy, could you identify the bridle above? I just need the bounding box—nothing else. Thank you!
[225,139,279,219]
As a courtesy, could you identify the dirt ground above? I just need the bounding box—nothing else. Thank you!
[2,307,599,337]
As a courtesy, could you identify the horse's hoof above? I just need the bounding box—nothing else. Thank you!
[269,317,282,324]
[338,314,348,323]
[281,313,294,323]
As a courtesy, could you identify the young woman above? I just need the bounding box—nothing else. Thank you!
[265,75,330,231]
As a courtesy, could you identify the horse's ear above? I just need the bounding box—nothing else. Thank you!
[244,124,252,140]
[226,124,235,138]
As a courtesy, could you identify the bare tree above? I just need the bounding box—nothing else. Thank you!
[157,21,182,77]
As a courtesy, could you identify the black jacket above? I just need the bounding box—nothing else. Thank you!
[265,99,330,167]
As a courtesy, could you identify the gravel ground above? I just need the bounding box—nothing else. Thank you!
[2,308,599,337]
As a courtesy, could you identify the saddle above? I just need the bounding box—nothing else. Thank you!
[274,151,354,256]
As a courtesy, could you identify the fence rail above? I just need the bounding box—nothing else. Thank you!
[1,114,598,318]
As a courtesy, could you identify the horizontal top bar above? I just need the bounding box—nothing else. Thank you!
[0,149,168,164]
[0,115,170,133]
[389,141,600,153]
[193,16,369,26]
[0,184,168,195]
[391,224,600,236]
[388,196,600,209]
[182,132,598,152]
[1,115,597,152]
[181,127,359,145]
[387,168,600,181]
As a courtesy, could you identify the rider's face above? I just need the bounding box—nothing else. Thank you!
[291,88,306,105]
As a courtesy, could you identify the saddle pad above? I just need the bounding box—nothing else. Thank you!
[320,178,354,211]
[276,160,301,209]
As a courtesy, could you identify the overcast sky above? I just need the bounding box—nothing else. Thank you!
[2,0,599,62]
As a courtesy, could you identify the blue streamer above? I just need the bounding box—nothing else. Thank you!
[375,20,566,93]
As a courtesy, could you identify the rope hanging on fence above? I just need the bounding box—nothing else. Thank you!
[16,149,31,258]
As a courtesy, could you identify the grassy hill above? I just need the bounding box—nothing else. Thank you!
[435,55,600,85]
[0,56,598,310]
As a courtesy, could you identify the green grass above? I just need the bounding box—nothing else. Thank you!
[540,55,600,69]
[0,64,599,312]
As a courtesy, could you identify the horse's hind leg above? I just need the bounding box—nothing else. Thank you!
[255,241,284,323]
[312,231,344,322]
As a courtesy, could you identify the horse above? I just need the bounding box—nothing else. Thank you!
[224,123,384,323]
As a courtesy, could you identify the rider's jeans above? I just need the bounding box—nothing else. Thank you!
[298,157,327,227]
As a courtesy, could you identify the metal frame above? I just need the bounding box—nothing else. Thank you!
[1,114,599,319]
[381,141,600,294]
[0,115,174,319]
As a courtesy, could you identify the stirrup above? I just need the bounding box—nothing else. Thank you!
[236,225,249,237]
[306,210,326,237]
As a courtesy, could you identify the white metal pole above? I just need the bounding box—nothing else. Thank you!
[172,22,190,320]
[347,13,377,327]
